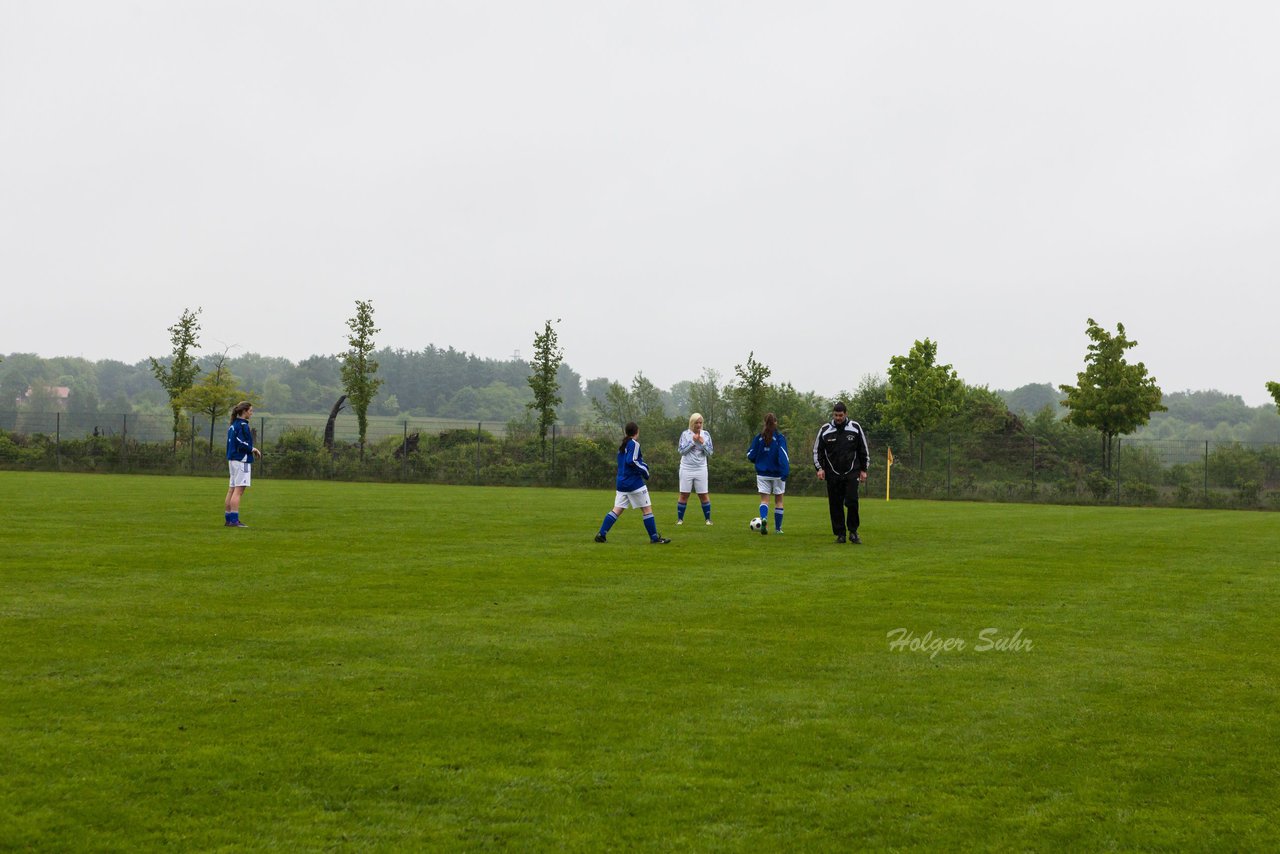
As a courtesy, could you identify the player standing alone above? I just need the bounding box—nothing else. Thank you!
[224,401,262,527]
[594,422,671,544]
[675,412,714,525]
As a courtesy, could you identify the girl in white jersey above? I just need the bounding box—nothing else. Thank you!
[676,412,714,525]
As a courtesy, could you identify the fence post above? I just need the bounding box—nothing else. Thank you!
[1204,440,1209,502]
[1116,438,1122,505]
[476,422,482,485]
[1029,436,1035,487]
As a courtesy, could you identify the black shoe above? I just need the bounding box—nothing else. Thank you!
[835,535,846,544]
[849,533,862,544]
[594,534,607,543]
[650,537,671,544]
[760,524,768,536]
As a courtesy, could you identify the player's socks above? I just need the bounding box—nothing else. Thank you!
[775,508,784,531]
[759,503,769,523]
[229,512,240,524]
[677,501,687,522]
[599,511,618,536]
[701,501,711,521]
[224,512,232,524]
[644,515,660,541]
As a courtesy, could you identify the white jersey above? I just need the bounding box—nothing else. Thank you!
[677,429,714,469]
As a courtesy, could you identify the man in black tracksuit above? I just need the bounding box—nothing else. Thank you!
[812,401,870,544]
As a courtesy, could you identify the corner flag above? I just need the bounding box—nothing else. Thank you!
[886,447,894,501]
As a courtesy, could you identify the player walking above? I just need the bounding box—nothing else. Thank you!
[747,412,789,534]
[595,422,671,544]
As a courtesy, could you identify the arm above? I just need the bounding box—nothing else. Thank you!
[677,430,696,456]
[746,435,761,463]
[778,436,790,480]
[702,431,713,457]
[631,440,650,481]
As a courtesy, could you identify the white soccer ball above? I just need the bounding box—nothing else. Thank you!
[749,517,763,532]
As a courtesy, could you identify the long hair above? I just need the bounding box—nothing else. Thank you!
[762,412,777,444]
[619,421,639,453]
[230,401,253,422]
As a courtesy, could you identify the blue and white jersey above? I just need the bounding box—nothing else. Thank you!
[226,418,255,463]
[747,432,790,479]
[677,429,714,469]
[616,438,650,492]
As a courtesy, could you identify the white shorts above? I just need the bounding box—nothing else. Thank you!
[678,467,709,494]
[229,460,252,488]
[613,486,652,510]
[756,476,786,495]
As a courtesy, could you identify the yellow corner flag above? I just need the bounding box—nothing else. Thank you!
[886,447,894,501]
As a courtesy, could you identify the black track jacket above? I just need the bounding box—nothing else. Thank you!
[812,419,870,479]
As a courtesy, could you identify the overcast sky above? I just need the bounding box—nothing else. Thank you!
[2,2,1277,405]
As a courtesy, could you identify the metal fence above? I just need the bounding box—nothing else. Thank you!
[2,412,1278,509]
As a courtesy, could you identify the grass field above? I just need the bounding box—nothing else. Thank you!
[3,471,1279,850]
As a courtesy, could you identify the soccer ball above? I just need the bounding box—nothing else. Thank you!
[749,517,763,532]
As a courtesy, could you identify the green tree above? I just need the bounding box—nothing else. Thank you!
[340,300,384,458]
[730,352,772,436]
[592,381,635,431]
[1268,381,1280,414]
[149,307,203,441]
[687,368,729,436]
[526,319,564,450]
[178,352,246,452]
[1059,318,1166,471]
[882,338,964,464]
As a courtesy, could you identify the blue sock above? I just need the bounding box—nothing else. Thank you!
[229,512,240,523]
[224,512,231,523]
[701,501,711,521]
[599,512,618,536]
[759,503,768,521]
[677,501,687,521]
[644,515,659,540]
[775,508,784,531]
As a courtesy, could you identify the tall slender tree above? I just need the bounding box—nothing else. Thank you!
[526,319,564,451]
[731,352,772,435]
[149,307,203,442]
[340,300,383,458]
[1059,318,1166,471]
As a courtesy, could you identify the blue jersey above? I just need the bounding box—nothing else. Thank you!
[747,432,790,479]
[616,438,650,492]
[226,418,255,462]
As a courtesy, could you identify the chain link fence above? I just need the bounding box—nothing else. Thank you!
[2,411,1278,510]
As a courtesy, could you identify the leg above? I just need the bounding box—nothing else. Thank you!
[677,491,689,523]
[846,488,861,541]
[697,491,711,523]
[773,494,785,532]
[826,478,847,538]
[641,507,668,543]
[596,505,625,541]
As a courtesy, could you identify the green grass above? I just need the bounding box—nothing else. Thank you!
[2,471,1279,850]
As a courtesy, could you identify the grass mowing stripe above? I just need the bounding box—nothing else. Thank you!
[2,471,1279,849]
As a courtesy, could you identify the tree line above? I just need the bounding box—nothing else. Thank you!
[4,311,1280,464]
